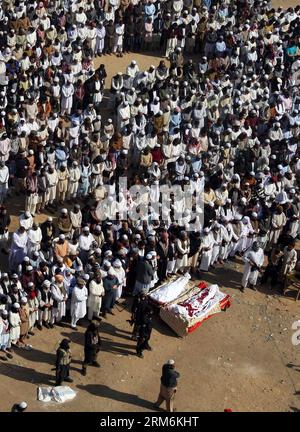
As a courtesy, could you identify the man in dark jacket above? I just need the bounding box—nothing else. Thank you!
[136,305,153,358]
[155,359,180,412]
[81,322,101,376]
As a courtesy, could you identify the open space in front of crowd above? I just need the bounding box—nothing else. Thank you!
[0,0,299,413]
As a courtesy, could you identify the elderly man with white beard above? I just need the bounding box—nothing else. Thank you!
[71,277,88,330]
[241,241,264,293]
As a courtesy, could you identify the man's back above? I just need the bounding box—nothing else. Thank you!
[161,364,180,388]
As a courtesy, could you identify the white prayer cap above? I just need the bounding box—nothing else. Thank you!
[29,149,34,155]
[28,282,34,287]
[59,234,65,240]
[103,260,111,268]
[240,197,247,204]
[278,164,283,170]
[12,273,18,279]
[226,198,231,204]
[271,155,276,159]
[113,259,122,268]
[61,162,67,167]
[27,266,33,271]
[95,248,101,254]
[289,188,296,194]
[252,212,258,218]
[13,302,20,309]
[1,310,8,316]
[83,274,90,281]
[275,122,281,127]
[229,161,234,167]
[104,250,113,257]
[107,268,115,276]
[42,280,51,287]
[199,171,205,177]
[107,118,113,123]
[249,171,255,176]
[21,297,27,304]
[131,60,137,65]
[47,216,53,222]
[83,226,90,232]
[61,208,68,214]
[19,402,28,410]
[203,227,210,233]
[135,233,141,240]
[25,211,31,217]
[146,253,153,260]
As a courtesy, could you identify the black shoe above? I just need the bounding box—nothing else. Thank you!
[64,377,73,383]
[44,323,50,329]
[37,324,43,331]
[28,331,35,336]
[6,353,13,359]
[49,323,54,329]
[239,286,245,293]
[81,369,87,376]
[92,361,100,368]
[137,352,144,358]
[145,345,152,351]
[108,310,115,315]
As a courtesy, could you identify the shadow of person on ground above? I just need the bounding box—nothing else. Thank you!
[0,362,54,385]
[77,384,163,411]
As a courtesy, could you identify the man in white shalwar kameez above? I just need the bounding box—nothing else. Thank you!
[199,228,215,272]
[117,101,131,132]
[9,226,28,271]
[61,81,74,115]
[112,259,126,300]
[67,161,81,199]
[241,242,264,292]
[27,223,42,257]
[71,278,88,329]
[51,277,68,323]
[0,161,9,203]
[87,272,105,321]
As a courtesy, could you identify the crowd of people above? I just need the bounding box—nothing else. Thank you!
[0,0,299,410]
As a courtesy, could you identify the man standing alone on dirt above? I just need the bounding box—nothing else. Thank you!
[154,359,180,412]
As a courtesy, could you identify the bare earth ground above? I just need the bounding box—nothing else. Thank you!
[0,21,300,412]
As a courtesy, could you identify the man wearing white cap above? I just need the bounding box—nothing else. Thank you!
[27,222,42,257]
[79,226,95,265]
[71,277,88,329]
[87,271,104,321]
[155,359,180,412]
[113,259,126,300]
[9,226,28,272]
[19,297,30,347]
[241,241,264,292]
[9,303,21,346]
[37,280,53,330]
[0,309,12,359]
[199,227,214,272]
[67,160,81,200]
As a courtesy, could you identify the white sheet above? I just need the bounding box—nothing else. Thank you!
[148,274,191,305]
[168,284,226,322]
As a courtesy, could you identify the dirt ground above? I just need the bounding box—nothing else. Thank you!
[1,8,300,412]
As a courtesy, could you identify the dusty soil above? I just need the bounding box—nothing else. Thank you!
[1,13,300,412]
